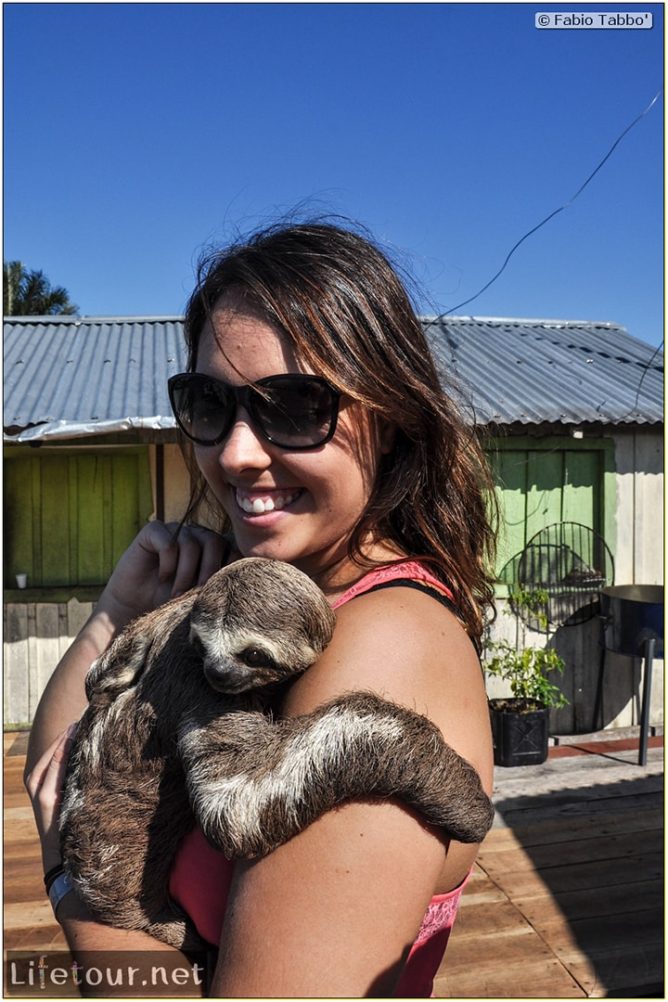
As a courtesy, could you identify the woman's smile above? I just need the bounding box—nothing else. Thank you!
[233,486,305,517]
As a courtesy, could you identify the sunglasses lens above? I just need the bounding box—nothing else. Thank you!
[169,376,232,444]
[254,378,336,447]
[168,374,338,448]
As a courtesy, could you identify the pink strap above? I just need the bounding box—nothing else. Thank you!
[332,559,454,610]
[395,876,469,997]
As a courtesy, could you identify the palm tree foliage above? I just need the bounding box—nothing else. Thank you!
[4,261,78,316]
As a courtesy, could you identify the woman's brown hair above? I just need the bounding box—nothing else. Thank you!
[180,220,497,644]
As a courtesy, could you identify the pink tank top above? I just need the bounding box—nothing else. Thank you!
[169,560,467,996]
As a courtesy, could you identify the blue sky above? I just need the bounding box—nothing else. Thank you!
[4,2,664,345]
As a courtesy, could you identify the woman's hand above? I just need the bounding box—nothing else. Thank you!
[25,723,78,873]
[97,522,228,632]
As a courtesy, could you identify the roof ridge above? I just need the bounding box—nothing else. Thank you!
[420,315,627,331]
[3,314,636,335]
[6,314,626,326]
[4,315,184,323]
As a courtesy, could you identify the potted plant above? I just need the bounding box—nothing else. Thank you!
[485,640,568,767]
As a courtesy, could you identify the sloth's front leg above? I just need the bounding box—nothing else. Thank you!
[178,692,493,859]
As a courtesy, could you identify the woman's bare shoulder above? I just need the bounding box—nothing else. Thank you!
[282,585,494,792]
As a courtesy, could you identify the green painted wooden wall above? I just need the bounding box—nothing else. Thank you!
[488,436,616,584]
[4,448,153,588]
[4,436,617,591]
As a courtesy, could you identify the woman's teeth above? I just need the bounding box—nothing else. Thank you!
[236,490,301,514]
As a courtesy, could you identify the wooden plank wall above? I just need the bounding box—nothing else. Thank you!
[4,448,153,589]
[614,430,663,585]
[155,443,192,523]
[4,600,92,728]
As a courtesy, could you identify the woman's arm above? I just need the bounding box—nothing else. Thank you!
[24,522,227,993]
[46,893,207,999]
[210,587,493,997]
[25,728,204,996]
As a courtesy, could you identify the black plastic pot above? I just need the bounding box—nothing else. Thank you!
[489,701,549,767]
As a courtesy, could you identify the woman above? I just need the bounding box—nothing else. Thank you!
[26,221,496,997]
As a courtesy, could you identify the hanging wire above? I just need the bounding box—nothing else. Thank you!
[620,338,664,420]
[439,90,662,319]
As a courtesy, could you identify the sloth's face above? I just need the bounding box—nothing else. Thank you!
[188,559,335,695]
[189,620,319,695]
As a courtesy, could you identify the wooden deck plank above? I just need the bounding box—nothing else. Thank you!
[5,805,36,823]
[442,741,664,998]
[514,879,663,922]
[4,901,65,933]
[436,929,587,998]
[5,731,30,755]
[536,907,663,953]
[441,898,535,939]
[435,956,587,998]
[501,789,663,828]
[478,828,662,873]
[492,754,664,821]
[5,792,34,811]
[480,808,660,848]
[478,852,663,898]
[560,943,664,998]
[4,925,69,951]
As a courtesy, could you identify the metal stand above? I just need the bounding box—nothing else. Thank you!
[592,636,656,766]
[592,638,606,733]
[638,637,655,767]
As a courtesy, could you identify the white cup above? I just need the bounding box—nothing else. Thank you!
[16,573,28,589]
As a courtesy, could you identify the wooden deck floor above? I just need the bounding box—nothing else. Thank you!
[435,735,664,998]
[4,730,664,998]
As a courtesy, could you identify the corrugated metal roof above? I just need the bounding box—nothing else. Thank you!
[4,317,187,441]
[3,314,663,442]
[425,317,663,426]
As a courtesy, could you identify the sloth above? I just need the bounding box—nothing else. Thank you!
[59,557,494,950]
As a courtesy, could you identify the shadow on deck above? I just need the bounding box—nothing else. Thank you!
[435,737,664,998]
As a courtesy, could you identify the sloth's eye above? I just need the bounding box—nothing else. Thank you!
[240,647,273,669]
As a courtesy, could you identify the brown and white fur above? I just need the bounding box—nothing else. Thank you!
[60,557,493,950]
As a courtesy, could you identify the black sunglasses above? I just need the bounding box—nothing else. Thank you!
[168,372,341,450]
